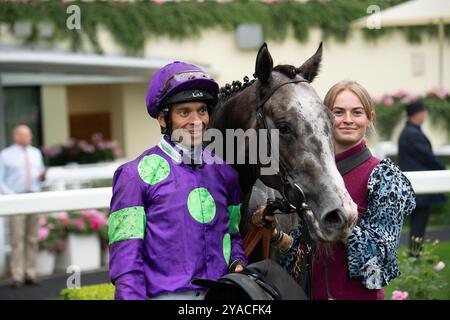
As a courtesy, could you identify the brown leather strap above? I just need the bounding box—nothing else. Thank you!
[243,225,263,257]
[243,210,274,259]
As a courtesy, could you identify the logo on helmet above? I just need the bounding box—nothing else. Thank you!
[192,90,204,98]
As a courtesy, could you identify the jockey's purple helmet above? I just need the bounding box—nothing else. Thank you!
[146,61,219,118]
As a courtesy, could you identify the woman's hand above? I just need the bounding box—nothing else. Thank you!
[251,205,277,229]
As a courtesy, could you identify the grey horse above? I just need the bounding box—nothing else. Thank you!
[208,43,357,261]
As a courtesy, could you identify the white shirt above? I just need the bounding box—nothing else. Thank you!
[0,144,45,194]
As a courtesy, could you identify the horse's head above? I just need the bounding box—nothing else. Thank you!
[210,43,358,243]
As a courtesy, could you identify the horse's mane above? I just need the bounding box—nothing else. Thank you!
[217,75,256,104]
[217,64,298,104]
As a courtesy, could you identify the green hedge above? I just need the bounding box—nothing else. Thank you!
[61,283,115,300]
[1,0,449,56]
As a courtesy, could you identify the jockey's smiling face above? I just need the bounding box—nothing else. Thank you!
[331,89,373,151]
[158,101,209,147]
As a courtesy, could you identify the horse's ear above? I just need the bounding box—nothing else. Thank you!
[297,42,322,83]
[254,43,273,83]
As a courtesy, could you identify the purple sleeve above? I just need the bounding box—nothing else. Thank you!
[110,240,147,300]
[109,165,147,300]
[230,229,247,265]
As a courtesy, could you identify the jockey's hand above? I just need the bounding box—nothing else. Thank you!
[228,260,246,273]
[251,205,277,229]
[234,264,244,273]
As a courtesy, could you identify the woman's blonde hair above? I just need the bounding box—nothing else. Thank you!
[323,80,375,122]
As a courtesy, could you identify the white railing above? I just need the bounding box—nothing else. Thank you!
[0,188,112,216]
[43,159,125,190]
[372,142,450,160]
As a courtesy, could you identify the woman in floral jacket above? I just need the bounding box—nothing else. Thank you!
[276,80,416,299]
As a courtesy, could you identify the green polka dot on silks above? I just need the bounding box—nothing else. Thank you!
[187,187,216,224]
[138,154,170,185]
[223,233,231,265]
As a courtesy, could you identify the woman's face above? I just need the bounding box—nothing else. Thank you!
[330,89,372,151]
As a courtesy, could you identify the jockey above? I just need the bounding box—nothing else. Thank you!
[108,61,248,300]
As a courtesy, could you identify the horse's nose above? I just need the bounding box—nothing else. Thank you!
[321,209,345,230]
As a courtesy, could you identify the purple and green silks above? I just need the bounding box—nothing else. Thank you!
[108,136,247,300]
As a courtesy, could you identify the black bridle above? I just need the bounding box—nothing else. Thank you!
[254,78,311,220]
[253,77,335,300]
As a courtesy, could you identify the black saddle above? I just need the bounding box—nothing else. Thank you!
[192,259,307,300]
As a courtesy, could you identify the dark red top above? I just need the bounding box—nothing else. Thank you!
[312,140,384,300]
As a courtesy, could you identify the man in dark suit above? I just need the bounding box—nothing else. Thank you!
[398,100,446,253]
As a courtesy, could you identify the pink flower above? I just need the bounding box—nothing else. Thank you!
[394,89,408,98]
[38,227,50,241]
[56,212,68,219]
[63,138,76,149]
[90,218,100,231]
[401,93,423,105]
[91,133,104,143]
[42,145,62,158]
[392,290,408,300]
[114,147,123,158]
[432,86,447,99]
[105,140,118,149]
[56,212,70,225]
[433,261,445,272]
[81,209,108,231]
[75,217,87,231]
[382,96,394,106]
[97,141,107,150]
[78,140,95,153]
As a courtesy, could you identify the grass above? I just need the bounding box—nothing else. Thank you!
[385,241,450,300]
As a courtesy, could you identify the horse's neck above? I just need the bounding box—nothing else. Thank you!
[235,165,257,196]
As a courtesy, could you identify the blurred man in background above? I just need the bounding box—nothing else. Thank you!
[398,100,447,254]
[0,124,46,287]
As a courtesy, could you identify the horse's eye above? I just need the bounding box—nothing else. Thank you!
[276,122,292,135]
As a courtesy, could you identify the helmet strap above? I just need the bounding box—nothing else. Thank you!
[160,105,172,135]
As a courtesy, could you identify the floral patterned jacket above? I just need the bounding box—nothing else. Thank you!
[347,158,416,289]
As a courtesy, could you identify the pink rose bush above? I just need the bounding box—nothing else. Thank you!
[42,133,122,166]
[373,88,450,140]
[390,238,449,299]
[38,209,109,252]
[65,209,108,239]
[38,213,67,253]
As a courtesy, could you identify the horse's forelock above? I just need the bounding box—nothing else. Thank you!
[273,64,298,79]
